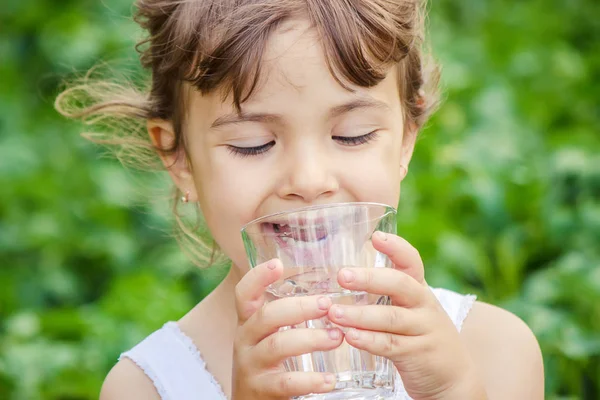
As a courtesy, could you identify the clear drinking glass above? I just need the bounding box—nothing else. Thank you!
[241,202,397,400]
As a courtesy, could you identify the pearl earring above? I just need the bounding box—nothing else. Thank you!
[181,191,190,203]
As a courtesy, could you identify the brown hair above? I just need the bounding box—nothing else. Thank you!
[56,0,440,267]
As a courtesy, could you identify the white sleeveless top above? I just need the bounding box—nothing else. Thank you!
[120,287,476,400]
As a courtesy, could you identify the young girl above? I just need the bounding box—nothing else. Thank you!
[57,0,544,399]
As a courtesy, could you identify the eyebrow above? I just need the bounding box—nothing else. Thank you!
[209,96,390,129]
[328,97,391,119]
[210,112,282,129]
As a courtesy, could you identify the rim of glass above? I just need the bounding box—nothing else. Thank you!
[241,202,396,233]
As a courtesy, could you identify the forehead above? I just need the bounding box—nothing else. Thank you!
[258,19,325,94]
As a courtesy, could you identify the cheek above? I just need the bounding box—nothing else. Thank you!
[196,187,252,269]
[200,156,273,216]
[341,135,402,205]
[193,155,271,268]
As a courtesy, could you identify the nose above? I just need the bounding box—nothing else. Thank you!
[277,147,339,203]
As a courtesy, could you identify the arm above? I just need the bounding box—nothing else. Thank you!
[461,301,545,399]
[99,358,162,400]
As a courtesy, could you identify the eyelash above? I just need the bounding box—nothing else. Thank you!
[227,141,276,158]
[332,130,379,146]
[227,131,379,158]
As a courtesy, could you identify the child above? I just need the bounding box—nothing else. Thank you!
[57,0,544,399]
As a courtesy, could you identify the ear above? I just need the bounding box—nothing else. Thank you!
[399,122,418,180]
[147,119,198,202]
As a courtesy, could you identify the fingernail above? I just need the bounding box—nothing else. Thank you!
[317,296,331,310]
[374,231,387,241]
[342,269,355,283]
[267,260,277,270]
[349,328,360,340]
[333,306,344,319]
[324,373,335,384]
[328,329,341,340]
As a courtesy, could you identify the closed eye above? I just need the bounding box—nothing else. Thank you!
[333,131,379,146]
[227,141,275,158]
[226,131,378,158]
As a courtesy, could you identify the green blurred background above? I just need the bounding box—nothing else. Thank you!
[1,0,599,399]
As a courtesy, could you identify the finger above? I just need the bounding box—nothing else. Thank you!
[328,304,424,336]
[344,328,414,361]
[337,267,425,307]
[371,231,425,284]
[235,259,283,324]
[243,295,332,345]
[254,328,344,367]
[255,371,336,398]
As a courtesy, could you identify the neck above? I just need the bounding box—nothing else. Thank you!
[217,262,245,303]
[178,262,243,342]
[213,262,243,296]
[175,263,243,398]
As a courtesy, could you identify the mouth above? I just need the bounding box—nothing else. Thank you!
[259,220,336,264]
[261,220,331,243]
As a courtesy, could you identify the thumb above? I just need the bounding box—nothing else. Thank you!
[234,258,283,324]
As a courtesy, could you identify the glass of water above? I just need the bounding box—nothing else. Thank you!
[241,202,397,400]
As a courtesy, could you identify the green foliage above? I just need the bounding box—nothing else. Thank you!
[1,0,598,398]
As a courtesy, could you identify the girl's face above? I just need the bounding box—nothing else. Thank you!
[154,19,416,270]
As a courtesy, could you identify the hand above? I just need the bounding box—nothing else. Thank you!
[232,259,344,400]
[327,232,487,400]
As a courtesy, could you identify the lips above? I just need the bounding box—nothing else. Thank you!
[267,222,329,242]
[259,220,335,264]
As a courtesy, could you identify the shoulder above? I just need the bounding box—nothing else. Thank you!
[461,300,544,399]
[99,358,161,400]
